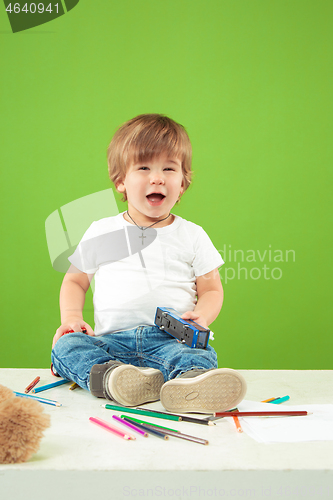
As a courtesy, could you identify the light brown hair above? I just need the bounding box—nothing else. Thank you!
[107,114,192,201]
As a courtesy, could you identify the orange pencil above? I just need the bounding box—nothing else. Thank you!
[24,376,40,393]
[232,410,243,433]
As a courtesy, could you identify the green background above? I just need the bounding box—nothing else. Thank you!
[0,0,332,369]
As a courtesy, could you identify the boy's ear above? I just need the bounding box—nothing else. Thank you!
[177,182,184,203]
[180,177,185,194]
[116,180,126,193]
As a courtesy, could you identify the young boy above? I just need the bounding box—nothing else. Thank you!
[51,114,246,413]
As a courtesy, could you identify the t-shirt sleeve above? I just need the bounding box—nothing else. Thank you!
[192,227,224,277]
[68,222,99,274]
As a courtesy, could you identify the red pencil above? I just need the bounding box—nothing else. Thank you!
[214,411,308,417]
[24,376,40,393]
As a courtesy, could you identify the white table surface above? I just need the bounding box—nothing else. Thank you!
[0,369,332,500]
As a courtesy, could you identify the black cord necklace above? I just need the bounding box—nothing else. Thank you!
[126,211,171,245]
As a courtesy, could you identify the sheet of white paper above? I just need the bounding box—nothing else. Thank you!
[233,400,333,443]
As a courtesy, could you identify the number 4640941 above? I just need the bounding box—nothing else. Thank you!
[6,3,59,14]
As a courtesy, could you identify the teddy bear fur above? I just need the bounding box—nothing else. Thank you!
[0,384,50,464]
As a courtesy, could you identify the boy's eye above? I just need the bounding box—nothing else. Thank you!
[164,167,175,171]
[138,166,149,170]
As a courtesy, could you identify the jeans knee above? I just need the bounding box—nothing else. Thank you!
[189,347,218,369]
[52,332,85,357]
[167,345,218,375]
[207,349,218,368]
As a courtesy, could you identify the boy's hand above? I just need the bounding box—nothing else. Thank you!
[181,311,208,330]
[52,319,94,349]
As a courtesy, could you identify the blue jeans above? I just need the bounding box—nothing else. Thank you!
[51,326,218,392]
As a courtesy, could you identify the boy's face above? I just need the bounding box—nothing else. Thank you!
[116,154,184,226]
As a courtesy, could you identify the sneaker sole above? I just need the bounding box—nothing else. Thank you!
[160,368,247,413]
[108,366,164,407]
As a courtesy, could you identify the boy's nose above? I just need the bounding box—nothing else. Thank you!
[150,173,164,185]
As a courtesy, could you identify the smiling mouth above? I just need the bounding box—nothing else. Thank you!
[146,193,165,202]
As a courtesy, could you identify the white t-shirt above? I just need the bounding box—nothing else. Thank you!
[69,212,224,335]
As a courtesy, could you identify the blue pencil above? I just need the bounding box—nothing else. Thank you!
[269,395,290,404]
[14,391,62,407]
[32,379,70,393]
[122,417,169,440]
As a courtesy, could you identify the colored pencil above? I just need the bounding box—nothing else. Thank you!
[123,416,209,445]
[145,425,209,445]
[138,406,181,416]
[13,391,61,407]
[103,404,181,421]
[89,417,135,440]
[24,376,40,393]
[32,379,70,393]
[261,397,278,403]
[122,417,169,440]
[112,415,148,437]
[269,395,290,404]
[179,415,215,426]
[214,411,308,417]
[121,415,179,433]
[233,411,243,433]
[202,407,239,423]
[69,382,79,390]
[138,406,215,426]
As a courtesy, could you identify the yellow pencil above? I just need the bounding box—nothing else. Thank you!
[69,382,79,390]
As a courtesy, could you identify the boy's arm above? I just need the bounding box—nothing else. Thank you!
[52,264,95,348]
[181,268,223,329]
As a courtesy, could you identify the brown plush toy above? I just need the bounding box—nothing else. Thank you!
[0,385,50,464]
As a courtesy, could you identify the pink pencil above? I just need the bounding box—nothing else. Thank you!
[89,417,136,440]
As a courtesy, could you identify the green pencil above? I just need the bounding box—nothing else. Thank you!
[122,417,169,440]
[122,415,208,445]
[102,404,181,421]
[121,415,179,433]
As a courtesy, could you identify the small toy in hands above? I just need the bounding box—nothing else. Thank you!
[62,327,87,336]
[154,307,211,349]
[0,385,50,463]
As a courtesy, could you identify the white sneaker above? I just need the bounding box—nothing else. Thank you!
[160,368,247,413]
[107,365,164,407]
